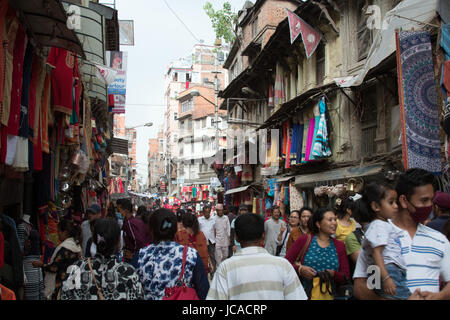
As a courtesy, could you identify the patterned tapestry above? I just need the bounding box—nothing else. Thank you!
[395,30,442,174]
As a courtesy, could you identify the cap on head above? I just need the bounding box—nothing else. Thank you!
[433,191,450,210]
[216,204,224,210]
[86,203,101,215]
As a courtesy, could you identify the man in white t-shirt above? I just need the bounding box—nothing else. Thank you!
[354,168,450,300]
[198,205,217,271]
[264,206,286,255]
[207,213,307,300]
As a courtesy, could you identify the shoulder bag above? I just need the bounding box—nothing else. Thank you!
[163,246,199,300]
[295,233,312,265]
[87,258,104,300]
[276,226,290,256]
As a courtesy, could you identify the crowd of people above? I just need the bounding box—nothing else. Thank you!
[3,168,450,300]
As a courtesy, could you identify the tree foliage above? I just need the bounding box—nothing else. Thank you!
[203,2,238,46]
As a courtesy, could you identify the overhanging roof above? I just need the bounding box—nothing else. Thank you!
[294,163,386,187]
[258,82,337,130]
[225,183,262,195]
[10,0,85,58]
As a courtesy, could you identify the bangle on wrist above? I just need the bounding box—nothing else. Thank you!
[382,275,391,282]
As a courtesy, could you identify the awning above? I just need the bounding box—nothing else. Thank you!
[274,175,295,183]
[294,163,385,187]
[258,82,337,130]
[334,0,437,88]
[225,184,263,195]
[225,185,251,195]
[10,0,85,58]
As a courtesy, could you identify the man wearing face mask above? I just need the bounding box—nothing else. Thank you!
[354,168,450,300]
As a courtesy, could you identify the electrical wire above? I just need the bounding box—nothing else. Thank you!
[162,0,201,43]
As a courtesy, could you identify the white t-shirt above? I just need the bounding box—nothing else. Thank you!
[363,219,407,270]
[207,246,307,300]
[198,215,217,244]
[354,219,450,293]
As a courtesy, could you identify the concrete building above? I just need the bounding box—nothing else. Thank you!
[147,126,165,194]
[163,43,229,198]
[214,0,413,212]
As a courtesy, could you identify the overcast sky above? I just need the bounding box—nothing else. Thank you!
[105,0,247,184]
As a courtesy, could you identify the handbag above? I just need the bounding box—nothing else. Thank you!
[307,271,335,300]
[276,226,290,256]
[334,275,354,300]
[163,246,199,300]
[87,258,104,300]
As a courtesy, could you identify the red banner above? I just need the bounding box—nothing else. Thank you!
[286,9,322,59]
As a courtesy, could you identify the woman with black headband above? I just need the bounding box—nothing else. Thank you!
[136,209,210,300]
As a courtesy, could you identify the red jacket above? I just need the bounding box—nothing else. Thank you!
[285,234,350,285]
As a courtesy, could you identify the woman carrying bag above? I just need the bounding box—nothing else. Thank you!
[285,208,350,300]
[60,218,144,300]
[137,209,209,300]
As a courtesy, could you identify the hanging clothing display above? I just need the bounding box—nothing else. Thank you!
[241,164,253,182]
[6,24,26,136]
[0,1,10,119]
[304,118,315,162]
[1,10,19,126]
[311,97,332,159]
[396,30,441,174]
[46,47,79,115]
[289,182,304,211]
[274,62,286,110]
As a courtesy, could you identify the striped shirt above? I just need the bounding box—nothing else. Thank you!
[206,246,307,300]
[354,220,450,293]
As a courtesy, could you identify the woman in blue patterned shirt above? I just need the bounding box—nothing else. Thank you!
[137,208,209,300]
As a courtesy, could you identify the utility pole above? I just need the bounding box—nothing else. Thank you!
[212,40,221,153]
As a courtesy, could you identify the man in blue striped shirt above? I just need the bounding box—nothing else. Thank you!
[354,168,450,300]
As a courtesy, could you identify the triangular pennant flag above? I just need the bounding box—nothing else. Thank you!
[95,63,118,85]
[286,8,322,59]
[286,8,303,44]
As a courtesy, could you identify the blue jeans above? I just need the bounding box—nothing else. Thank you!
[376,263,411,300]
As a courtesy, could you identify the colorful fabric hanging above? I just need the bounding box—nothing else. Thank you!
[301,122,308,163]
[309,104,321,160]
[268,84,275,108]
[311,97,332,158]
[295,124,304,164]
[274,62,286,110]
[396,30,441,174]
[304,118,315,162]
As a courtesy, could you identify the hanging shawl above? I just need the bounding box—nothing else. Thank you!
[311,97,332,158]
[268,84,275,107]
[274,62,286,109]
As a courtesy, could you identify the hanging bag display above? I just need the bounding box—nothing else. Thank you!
[163,246,199,300]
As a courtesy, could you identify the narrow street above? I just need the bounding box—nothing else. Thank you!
[0,0,450,309]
